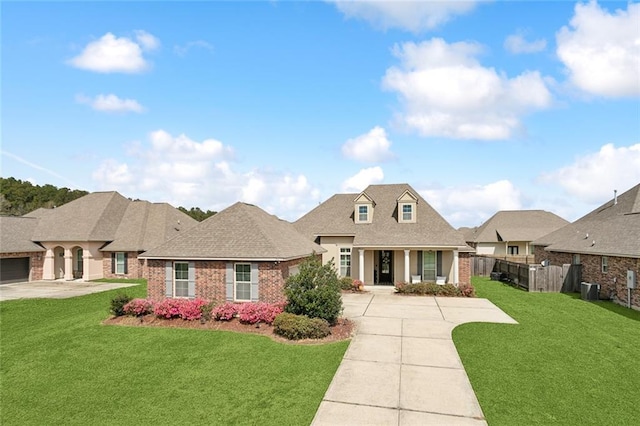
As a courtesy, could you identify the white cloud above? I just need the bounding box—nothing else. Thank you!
[76,93,145,113]
[556,1,640,97]
[341,166,384,192]
[382,39,553,140]
[504,32,547,54]
[174,40,214,56]
[92,130,321,220]
[68,31,159,73]
[539,143,640,204]
[342,126,394,162]
[330,0,478,32]
[419,180,523,228]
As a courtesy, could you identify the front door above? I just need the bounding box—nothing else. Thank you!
[378,250,393,284]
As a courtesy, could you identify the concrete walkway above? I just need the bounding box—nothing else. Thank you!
[0,280,139,301]
[312,286,517,426]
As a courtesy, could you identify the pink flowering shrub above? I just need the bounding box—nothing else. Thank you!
[123,298,154,317]
[154,298,211,320]
[237,302,284,325]
[212,302,241,321]
[352,279,364,291]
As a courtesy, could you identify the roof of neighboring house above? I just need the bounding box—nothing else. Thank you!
[22,208,52,219]
[467,210,569,243]
[100,202,198,252]
[0,217,44,253]
[140,202,325,261]
[458,226,478,242]
[294,183,472,251]
[533,183,640,258]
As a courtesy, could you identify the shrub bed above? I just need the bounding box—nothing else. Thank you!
[237,302,284,325]
[395,283,476,297]
[273,313,331,340]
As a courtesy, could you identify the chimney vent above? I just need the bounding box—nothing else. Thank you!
[614,189,618,205]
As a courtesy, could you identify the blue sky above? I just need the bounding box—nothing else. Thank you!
[2,1,639,227]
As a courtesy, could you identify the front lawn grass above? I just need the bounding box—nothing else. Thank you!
[453,276,640,425]
[91,277,147,284]
[0,284,348,425]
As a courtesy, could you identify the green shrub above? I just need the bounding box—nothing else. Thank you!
[284,256,342,325]
[273,313,331,340]
[339,276,353,291]
[110,293,133,317]
[200,301,217,321]
[438,283,461,297]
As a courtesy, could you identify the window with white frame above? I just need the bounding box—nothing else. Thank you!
[340,248,351,277]
[174,262,189,297]
[358,205,368,222]
[235,263,251,301]
[601,256,608,273]
[115,252,126,274]
[422,251,436,282]
[402,204,413,221]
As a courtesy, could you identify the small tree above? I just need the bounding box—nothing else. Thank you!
[284,256,343,325]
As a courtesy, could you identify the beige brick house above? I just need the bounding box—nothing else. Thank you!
[294,184,474,286]
[532,183,640,309]
[139,202,324,304]
[0,191,196,284]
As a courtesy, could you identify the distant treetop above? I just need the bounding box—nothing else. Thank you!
[0,177,89,216]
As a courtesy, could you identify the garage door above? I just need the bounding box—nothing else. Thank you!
[0,257,30,284]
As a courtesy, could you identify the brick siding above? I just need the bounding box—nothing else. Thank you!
[459,252,471,285]
[0,251,44,281]
[535,246,639,309]
[103,251,144,279]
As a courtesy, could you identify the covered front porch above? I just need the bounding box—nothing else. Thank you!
[351,247,461,286]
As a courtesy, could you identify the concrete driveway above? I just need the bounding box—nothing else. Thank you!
[312,286,518,426]
[0,280,140,301]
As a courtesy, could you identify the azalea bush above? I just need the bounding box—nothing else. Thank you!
[154,298,210,320]
[352,279,364,291]
[237,302,284,325]
[212,302,241,321]
[123,298,154,317]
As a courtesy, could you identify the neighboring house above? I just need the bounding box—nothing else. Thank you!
[463,210,569,262]
[0,191,197,283]
[294,184,473,285]
[532,184,640,309]
[0,217,45,284]
[140,202,324,304]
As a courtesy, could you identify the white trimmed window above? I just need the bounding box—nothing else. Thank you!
[340,248,351,277]
[235,263,251,301]
[422,251,436,282]
[115,252,126,274]
[174,262,189,297]
[358,205,368,222]
[402,204,413,221]
[601,256,608,273]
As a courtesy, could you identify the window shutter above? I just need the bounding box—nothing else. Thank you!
[250,263,259,302]
[111,253,115,274]
[225,263,234,301]
[417,251,423,276]
[165,261,173,297]
[188,262,196,298]
[437,251,443,276]
[123,253,128,274]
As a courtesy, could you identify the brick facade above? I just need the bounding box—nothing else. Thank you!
[459,252,471,285]
[102,251,144,279]
[0,251,44,281]
[145,257,309,304]
[535,246,639,310]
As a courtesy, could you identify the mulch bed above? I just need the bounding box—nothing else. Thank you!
[103,315,355,345]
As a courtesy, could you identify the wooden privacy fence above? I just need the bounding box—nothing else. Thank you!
[472,255,582,293]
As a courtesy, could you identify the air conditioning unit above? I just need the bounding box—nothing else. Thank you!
[581,282,599,301]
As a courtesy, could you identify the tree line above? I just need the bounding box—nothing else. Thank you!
[0,177,215,221]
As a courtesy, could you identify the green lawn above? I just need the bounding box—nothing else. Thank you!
[453,276,640,425]
[0,284,348,425]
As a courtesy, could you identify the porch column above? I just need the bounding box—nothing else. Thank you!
[404,250,410,283]
[453,250,459,284]
[358,249,365,283]
[43,248,55,280]
[64,248,73,281]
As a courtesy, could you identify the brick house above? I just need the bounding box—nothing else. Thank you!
[139,202,324,304]
[532,183,640,310]
[294,184,474,286]
[0,191,196,284]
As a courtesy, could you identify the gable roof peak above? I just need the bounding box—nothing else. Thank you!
[396,189,419,202]
[353,191,375,205]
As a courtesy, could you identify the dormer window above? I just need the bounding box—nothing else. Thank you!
[397,190,418,223]
[402,204,413,221]
[358,205,369,222]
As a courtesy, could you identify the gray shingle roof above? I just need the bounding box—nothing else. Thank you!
[533,183,640,257]
[140,202,325,260]
[100,202,198,252]
[469,210,569,243]
[294,183,472,250]
[0,217,44,253]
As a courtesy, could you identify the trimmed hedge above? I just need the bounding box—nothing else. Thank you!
[273,313,331,340]
[395,283,476,297]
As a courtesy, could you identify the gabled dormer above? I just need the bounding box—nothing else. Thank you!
[354,192,375,224]
[397,190,418,223]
